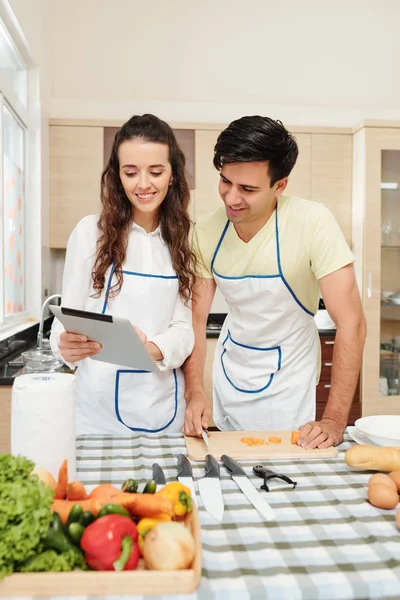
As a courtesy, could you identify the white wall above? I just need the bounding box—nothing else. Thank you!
[8,0,52,314]
[48,0,400,126]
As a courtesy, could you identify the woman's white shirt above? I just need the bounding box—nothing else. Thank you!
[50,215,194,371]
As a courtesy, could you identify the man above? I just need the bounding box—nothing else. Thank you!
[183,116,366,449]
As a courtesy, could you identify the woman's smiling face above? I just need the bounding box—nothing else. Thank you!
[118,139,173,221]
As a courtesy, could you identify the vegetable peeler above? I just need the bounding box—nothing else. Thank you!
[253,465,297,492]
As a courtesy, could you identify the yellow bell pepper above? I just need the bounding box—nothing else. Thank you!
[155,482,192,516]
[137,514,172,554]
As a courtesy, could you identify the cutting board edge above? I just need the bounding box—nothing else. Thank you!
[186,447,339,461]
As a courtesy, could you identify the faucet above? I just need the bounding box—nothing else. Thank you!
[37,293,62,351]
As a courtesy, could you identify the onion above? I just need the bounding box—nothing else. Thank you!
[143,521,195,570]
[31,467,57,491]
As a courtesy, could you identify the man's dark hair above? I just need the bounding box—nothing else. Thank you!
[213,116,299,187]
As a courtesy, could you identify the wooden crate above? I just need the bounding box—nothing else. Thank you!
[0,508,201,597]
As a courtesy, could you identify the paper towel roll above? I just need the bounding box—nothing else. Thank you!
[11,373,76,480]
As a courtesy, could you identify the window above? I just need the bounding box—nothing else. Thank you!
[0,19,27,107]
[2,103,25,318]
[0,9,31,330]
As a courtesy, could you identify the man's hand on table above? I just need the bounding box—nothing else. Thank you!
[182,389,212,437]
[298,418,345,449]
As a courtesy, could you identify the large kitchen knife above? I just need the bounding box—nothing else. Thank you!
[177,454,197,504]
[198,454,224,522]
[221,454,275,521]
[152,463,166,491]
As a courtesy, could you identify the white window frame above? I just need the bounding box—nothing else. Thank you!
[0,0,41,337]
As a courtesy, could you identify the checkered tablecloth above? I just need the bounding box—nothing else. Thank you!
[11,432,400,600]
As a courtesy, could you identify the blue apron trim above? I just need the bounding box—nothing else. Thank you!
[102,265,179,432]
[114,368,178,433]
[122,270,178,279]
[274,209,315,317]
[221,330,282,394]
[210,211,315,318]
[102,265,178,314]
[211,220,281,279]
[222,329,282,368]
[101,264,117,314]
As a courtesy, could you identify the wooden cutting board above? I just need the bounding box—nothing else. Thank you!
[185,430,339,461]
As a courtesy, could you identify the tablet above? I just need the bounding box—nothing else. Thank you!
[50,305,159,372]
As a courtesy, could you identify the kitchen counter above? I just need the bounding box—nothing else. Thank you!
[3,431,399,600]
[0,317,70,385]
[206,314,336,339]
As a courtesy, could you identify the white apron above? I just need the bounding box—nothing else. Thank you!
[212,207,319,431]
[75,264,185,435]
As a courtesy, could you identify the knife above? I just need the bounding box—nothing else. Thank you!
[201,428,209,447]
[221,454,275,521]
[176,454,197,504]
[152,462,166,491]
[198,454,224,522]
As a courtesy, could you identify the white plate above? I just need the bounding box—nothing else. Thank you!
[354,415,400,447]
[347,426,379,446]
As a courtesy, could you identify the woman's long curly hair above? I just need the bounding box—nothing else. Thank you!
[92,114,197,303]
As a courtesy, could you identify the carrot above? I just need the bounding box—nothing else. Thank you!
[67,480,88,501]
[240,437,268,446]
[54,459,68,500]
[88,483,120,499]
[109,492,174,518]
[268,436,282,443]
[52,498,104,523]
[291,431,300,445]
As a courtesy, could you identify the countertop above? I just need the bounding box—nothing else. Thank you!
[206,314,336,339]
[1,431,399,600]
[0,316,70,385]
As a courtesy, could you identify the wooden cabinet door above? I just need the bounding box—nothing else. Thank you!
[353,126,400,417]
[311,134,353,245]
[0,386,12,453]
[204,338,218,427]
[286,133,311,198]
[194,130,222,220]
[50,126,103,248]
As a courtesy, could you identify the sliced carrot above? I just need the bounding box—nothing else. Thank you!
[291,431,300,445]
[67,480,88,501]
[54,459,68,500]
[88,483,120,499]
[240,437,268,446]
[52,498,104,523]
[109,492,174,518]
[268,436,282,443]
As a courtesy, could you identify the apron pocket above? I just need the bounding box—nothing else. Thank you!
[115,369,178,433]
[221,330,282,394]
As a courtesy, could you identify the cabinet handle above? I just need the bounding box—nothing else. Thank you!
[324,384,331,389]
[324,362,333,367]
[324,341,335,345]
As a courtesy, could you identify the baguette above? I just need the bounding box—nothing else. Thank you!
[345,444,400,471]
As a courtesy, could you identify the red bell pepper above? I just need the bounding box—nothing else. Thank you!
[80,514,140,571]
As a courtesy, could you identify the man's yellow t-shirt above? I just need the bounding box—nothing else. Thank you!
[193,195,355,315]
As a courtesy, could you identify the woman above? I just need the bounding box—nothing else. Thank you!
[50,114,197,435]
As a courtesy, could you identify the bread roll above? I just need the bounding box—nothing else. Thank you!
[345,445,400,471]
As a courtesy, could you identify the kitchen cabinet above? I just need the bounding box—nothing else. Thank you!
[311,134,353,245]
[49,126,103,248]
[316,334,360,425]
[285,133,311,198]
[194,130,221,220]
[353,123,400,416]
[49,121,354,248]
[0,386,12,453]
